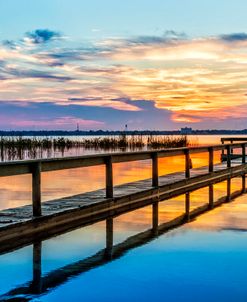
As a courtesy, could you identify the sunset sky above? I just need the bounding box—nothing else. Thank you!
[0,0,247,130]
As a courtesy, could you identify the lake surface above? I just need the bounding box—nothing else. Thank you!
[0,135,247,301]
[0,179,247,301]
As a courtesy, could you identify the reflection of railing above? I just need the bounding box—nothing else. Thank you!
[0,184,245,301]
[0,142,246,217]
[221,138,247,162]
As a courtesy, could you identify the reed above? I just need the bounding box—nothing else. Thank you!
[147,135,188,148]
[81,135,144,150]
[0,135,188,161]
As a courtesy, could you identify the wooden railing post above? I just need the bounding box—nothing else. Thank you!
[32,162,41,217]
[221,138,225,157]
[208,147,214,173]
[152,202,159,235]
[242,144,246,192]
[226,145,231,168]
[185,192,190,221]
[105,218,113,258]
[231,140,233,154]
[152,152,159,187]
[226,178,231,202]
[105,156,113,198]
[242,143,246,164]
[242,174,246,193]
[185,149,190,178]
[209,184,214,209]
[32,241,42,293]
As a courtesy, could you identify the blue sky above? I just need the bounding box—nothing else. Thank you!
[0,0,247,130]
[1,0,246,39]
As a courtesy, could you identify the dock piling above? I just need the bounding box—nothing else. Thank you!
[185,192,190,221]
[32,241,42,293]
[209,184,214,209]
[32,162,41,217]
[242,144,246,164]
[208,147,214,173]
[105,218,113,258]
[185,149,190,178]
[226,146,231,168]
[152,152,159,187]
[105,156,113,198]
[152,202,159,235]
[226,178,231,202]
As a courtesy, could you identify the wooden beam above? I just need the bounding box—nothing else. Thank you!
[226,178,231,202]
[209,184,214,209]
[32,241,42,294]
[105,218,113,258]
[185,149,190,178]
[208,147,214,173]
[242,144,246,164]
[242,174,246,193]
[152,152,159,187]
[105,156,113,198]
[185,192,190,221]
[152,202,159,235]
[32,162,42,217]
[226,145,231,168]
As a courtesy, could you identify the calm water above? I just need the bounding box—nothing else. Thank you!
[0,180,247,301]
[0,135,247,301]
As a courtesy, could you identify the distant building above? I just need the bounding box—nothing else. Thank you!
[181,127,193,135]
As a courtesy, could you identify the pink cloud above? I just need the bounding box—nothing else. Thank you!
[2,116,104,130]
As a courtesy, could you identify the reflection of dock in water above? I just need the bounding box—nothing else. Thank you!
[0,141,246,253]
[0,183,246,301]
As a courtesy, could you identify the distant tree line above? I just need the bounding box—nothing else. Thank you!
[0,129,247,136]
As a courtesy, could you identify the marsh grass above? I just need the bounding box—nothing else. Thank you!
[0,135,188,161]
[147,135,188,148]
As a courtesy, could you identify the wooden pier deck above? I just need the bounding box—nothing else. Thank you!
[0,141,246,250]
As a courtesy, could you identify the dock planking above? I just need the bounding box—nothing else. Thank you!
[0,142,246,249]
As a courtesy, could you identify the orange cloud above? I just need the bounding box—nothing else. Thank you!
[1,32,247,125]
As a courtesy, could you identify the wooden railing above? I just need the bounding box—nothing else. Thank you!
[0,142,246,217]
[221,137,247,158]
[221,137,247,144]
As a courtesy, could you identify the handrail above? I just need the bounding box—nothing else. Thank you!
[221,137,247,143]
[0,141,246,217]
[0,141,246,171]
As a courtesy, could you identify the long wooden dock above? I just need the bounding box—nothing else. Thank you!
[0,142,246,250]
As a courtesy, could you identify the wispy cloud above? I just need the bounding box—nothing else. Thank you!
[1,29,247,128]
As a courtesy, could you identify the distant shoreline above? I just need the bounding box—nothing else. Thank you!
[0,130,247,136]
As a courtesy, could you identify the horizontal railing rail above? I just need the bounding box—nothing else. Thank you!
[0,142,246,175]
[0,141,246,217]
[221,137,247,144]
